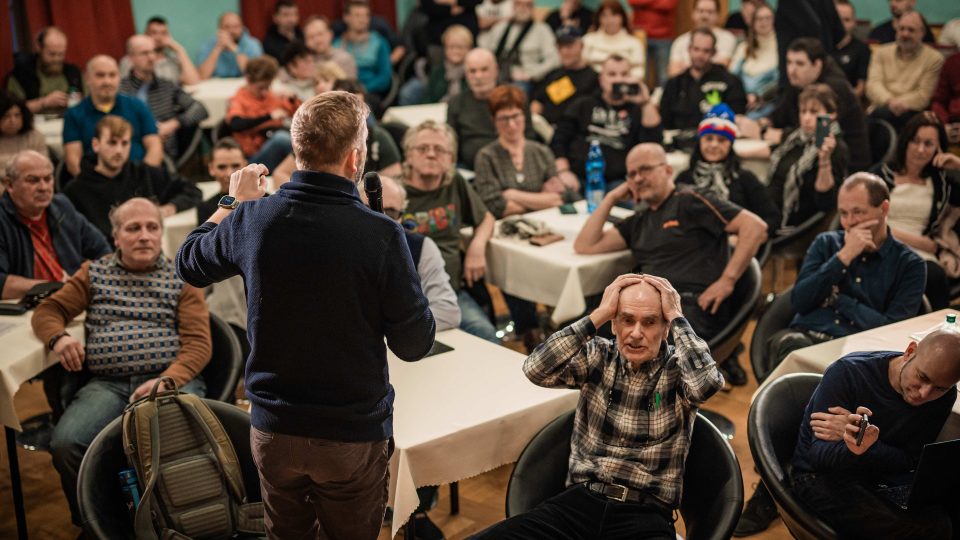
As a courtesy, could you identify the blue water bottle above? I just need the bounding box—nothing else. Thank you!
[119,468,141,516]
[585,140,606,214]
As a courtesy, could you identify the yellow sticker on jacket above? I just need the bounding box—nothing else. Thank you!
[546,76,576,105]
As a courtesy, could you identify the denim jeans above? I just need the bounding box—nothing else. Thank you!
[647,38,672,88]
[457,289,499,343]
[250,130,293,171]
[398,78,426,106]
[50,373,206,525]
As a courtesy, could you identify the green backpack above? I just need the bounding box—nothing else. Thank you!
[122,377,265,539]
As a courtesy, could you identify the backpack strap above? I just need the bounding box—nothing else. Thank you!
[132,396,163,540]
[173,393,246,503]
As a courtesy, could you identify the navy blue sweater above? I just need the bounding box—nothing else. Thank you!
[792,351,956,477]
[176,170,435,441]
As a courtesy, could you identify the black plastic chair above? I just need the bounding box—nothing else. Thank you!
[76,399,260,539]
[174,125,204,171]
[506,410,743,540]
[866,117,897,167]
[707,258,763,365]
[750,286,796,385]
[748,373,838,540]
[203,312,244,403]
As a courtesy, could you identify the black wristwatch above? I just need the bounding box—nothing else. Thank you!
[218,195,240,210]
[48,331,69,351]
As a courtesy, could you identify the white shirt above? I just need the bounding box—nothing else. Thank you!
[581,30,646,79]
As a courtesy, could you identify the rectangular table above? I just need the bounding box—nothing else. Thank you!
[34,117,64,159]
[386,329,578,536]
[483,200,634,324]
[758,309,960,440]
[381,103,447,128]
[161,181,222,256]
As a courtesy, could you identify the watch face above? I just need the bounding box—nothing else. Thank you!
[218,195,239,209]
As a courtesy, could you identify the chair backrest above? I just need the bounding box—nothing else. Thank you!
[748,373,838,540]
[708,258,762,363]
[749,286,796,385]
[77,399,260,540]
[506,410,743,540]
[771,212,832,261]
[866,117,897,167]
[202,313,244,403]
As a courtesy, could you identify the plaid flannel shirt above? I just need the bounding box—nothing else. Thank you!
[523,315,723,508]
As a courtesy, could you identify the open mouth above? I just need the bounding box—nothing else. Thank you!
[623,343,646,353]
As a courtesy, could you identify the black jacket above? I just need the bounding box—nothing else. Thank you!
[5,52,83,100]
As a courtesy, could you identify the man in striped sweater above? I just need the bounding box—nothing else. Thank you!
[31,197,211,525]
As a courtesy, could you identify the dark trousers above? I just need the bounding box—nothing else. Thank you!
[250,427,391,540]
[792,471,955,540]
[469,484,676,540]
[925,260,951,310]
[870,106,920,133]
[503,293,539,334]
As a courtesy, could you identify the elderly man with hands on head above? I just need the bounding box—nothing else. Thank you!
[472,272,724,539]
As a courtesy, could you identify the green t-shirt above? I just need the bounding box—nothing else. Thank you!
[6,68,73,101]
[403,173,489,291]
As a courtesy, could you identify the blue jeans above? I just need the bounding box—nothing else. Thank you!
[398,78,426,106]
[647,38,672,88]
[50,373,206,524]
[457,289,499,343]
[250,130,292,171]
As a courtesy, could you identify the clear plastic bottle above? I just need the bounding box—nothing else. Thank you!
[67,87,82,108]
[585,140,606,214]
[941,313,959,334]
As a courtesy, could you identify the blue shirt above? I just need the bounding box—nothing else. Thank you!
[333,32,392,94]
[790,230,926,337]
[62,95,158,162]
[196,31,264,78]
[792,351,956,476]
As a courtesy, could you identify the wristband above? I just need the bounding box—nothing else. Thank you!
[48,331,69,351]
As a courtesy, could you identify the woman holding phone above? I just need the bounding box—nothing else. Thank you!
[869,112,960,309]
[766,83,848,231]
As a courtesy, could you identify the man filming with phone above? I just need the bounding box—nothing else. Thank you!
[550,54,661,192]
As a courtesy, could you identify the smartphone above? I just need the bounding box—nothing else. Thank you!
[558,203,578,215]
[856,413,869,446]
[611,83,640,99]
[815,115,831,148]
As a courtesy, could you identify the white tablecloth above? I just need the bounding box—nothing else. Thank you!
[0,311,84,430]
[161,181,222,256]
[184,78,246,129]
[35,117,64,158]
[381,103,448,127]
[758,309,960,440]
[484,200,635,324]
[387,329,578,535]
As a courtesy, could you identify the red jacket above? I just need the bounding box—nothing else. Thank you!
[628,0,677,40]
[931,53,960,124]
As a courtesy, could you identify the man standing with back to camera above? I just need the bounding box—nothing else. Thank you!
[176,91,436,539]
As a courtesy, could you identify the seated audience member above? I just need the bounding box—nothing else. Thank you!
[676,104,780,234]
[551,55,661,189]
[263,0,303,61]
[476,85,574,219]
[63,55,162,177]
[315,61,347,95]
[333,79,402,178]
[478,0,560,90]
[472,273,724,539]
[668,0,737,77]
[332,6,406,65]
[628,0,677,86]
[754,38,870,172]
[870,112,960,310]
[723,0,758,31]
[868,0,935,44]
[197,12,264,79]
[365,175,461,331]
[660,28,747,131]
[831,0,871,100]
[730,3,778,120]
[398,24,473,106]
[574,143,768,342]
[303,15,358,79]
[120,35,209,161]
[766,84,847,231]
[0,150,110,300]
[447,48,535,169]
[867,10,945,132]
[931,53,960,145]
[790,330,960,539]
[5,27,82,114]
[197,137,247,224]
[65,116,202,240]
[0,92,47,165]
[226,56,299,171]
[545,0,594,35]
[735,172,927,535]
[400,120,499,343]
[476,0,513,41]
[333,1,392,98]
[32,197,211,526]
[275,41,318,102]
[581,1,646,79]
[939,18,960,49]
[531,26,599,126]
[120,16,200,86]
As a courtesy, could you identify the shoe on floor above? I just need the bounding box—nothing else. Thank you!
[734,484,779,536]
[412,512,445,540]
[720,353,748,387]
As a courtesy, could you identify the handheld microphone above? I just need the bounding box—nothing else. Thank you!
[363,172,383,214]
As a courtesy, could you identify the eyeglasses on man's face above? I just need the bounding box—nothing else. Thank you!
[626,163,666,180]
[411,144,452,156]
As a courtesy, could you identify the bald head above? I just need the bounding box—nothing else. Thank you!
[127,34,153,55]
[464,48,498,98]
[110,197,162,233]
[4,150,52,183]
[86,54,117,75]
[219,12,244,41]
[619,280,660,308]
[625,143,674,207]
[613,277,669,367]
[916,330,960,382]
[627,143,667,163]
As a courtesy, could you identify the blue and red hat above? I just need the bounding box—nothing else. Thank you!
[697,103,739,142]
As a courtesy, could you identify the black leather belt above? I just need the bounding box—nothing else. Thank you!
[584,482,663,507]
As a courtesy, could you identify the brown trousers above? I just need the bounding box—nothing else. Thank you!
[250,427,392,540]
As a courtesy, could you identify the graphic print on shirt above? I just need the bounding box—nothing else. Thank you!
[403,204,459,234]
[585,106,632,150]
[698,82,729,115]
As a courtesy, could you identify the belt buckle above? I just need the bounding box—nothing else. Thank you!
[607,483,629,502]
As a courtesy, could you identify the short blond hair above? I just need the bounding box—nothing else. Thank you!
[315,61,346,83]
[442,24,474,47]
[291,91,368,171]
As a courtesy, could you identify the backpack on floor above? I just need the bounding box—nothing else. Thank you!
[122,376,265,540]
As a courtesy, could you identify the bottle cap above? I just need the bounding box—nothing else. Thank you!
[947,313,957,324]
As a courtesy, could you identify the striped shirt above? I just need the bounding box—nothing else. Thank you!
[523,315,723,508]
[119,75,208,157]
